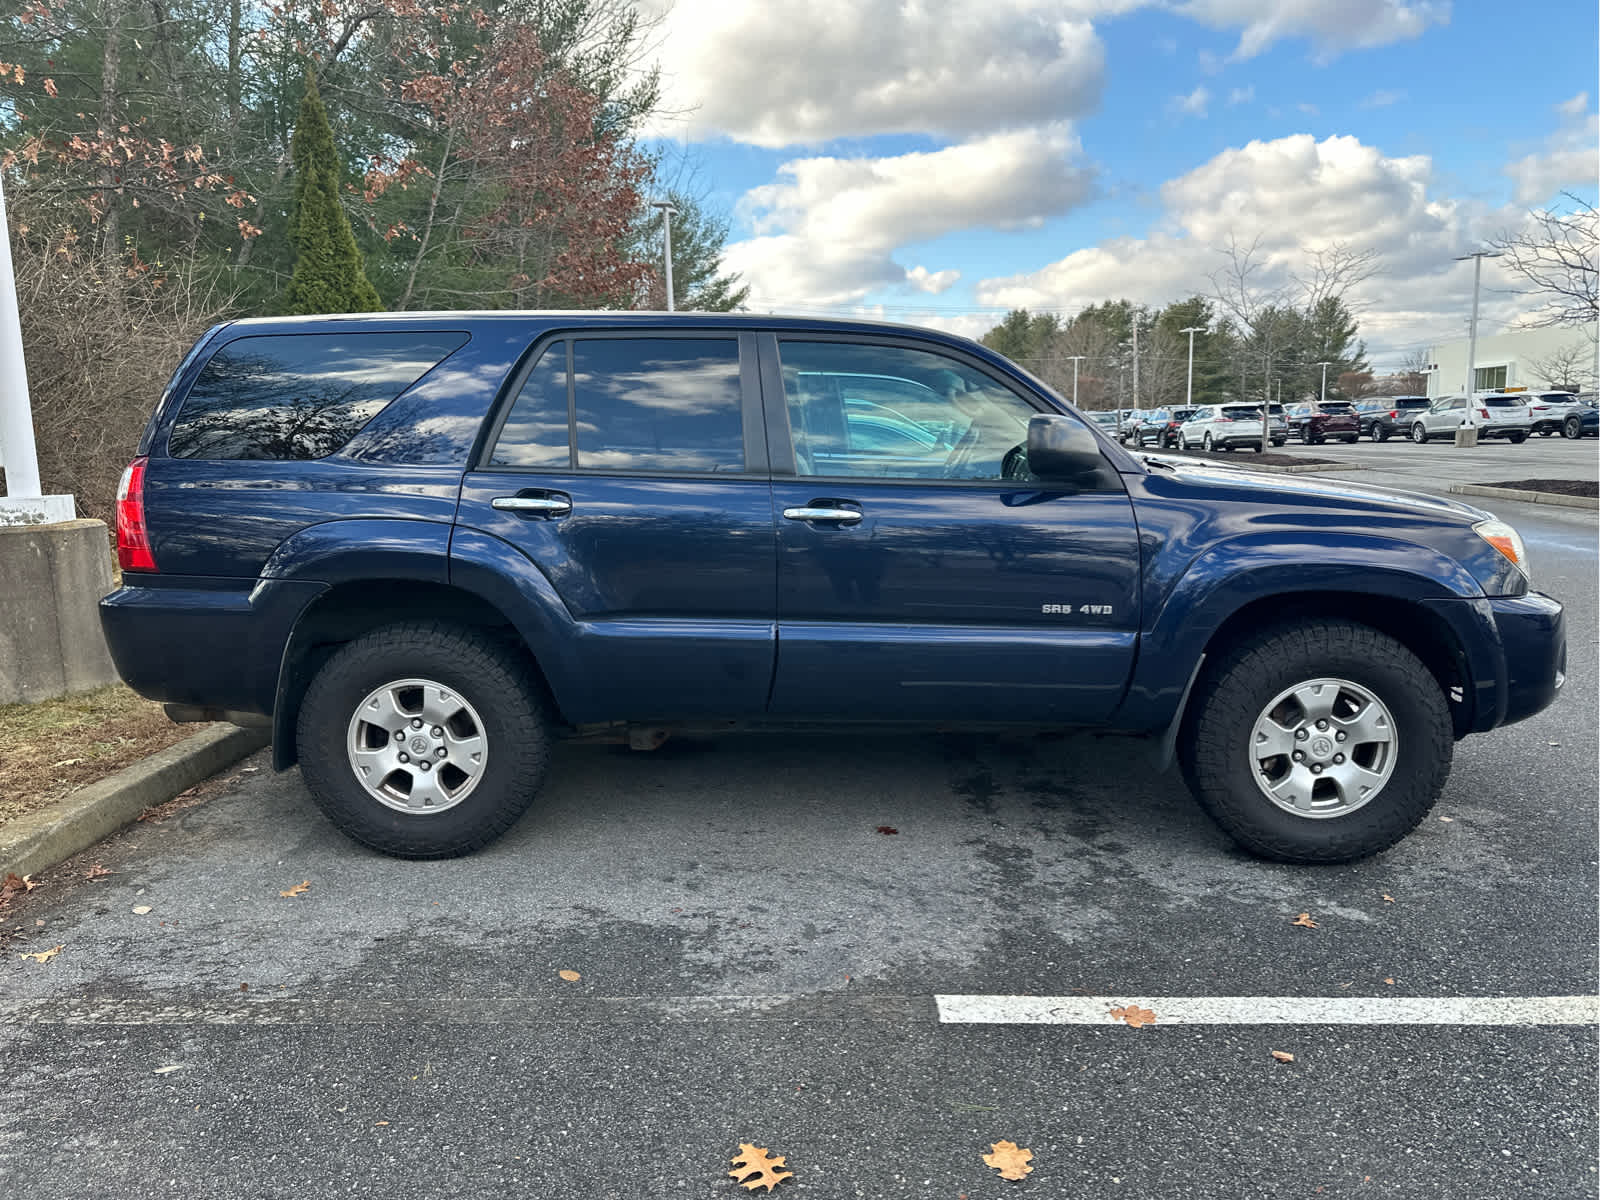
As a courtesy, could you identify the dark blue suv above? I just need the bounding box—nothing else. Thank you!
[102,313,1566,864]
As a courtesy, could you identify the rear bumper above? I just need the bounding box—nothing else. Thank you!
[99,577,325,718]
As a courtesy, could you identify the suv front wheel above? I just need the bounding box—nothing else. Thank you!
[296,621,551,858]
[1180,620,1452,863]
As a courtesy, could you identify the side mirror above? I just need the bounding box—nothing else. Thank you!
[1026,414,1105,482]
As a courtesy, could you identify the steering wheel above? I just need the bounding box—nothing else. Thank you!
[1000,442,1030,481]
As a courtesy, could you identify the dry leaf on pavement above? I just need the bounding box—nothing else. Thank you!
[557,969,581,982]
[983,1140,1035,1181]
[1384,977,1395,985]
[1291,913,1318,928]
[875,825,899,835]
[1109,1005,1157,1028]
[279,880,310,898]
[728,1143,793,1192]
[20,944,63,963]
[131,905,152,915]
[1270,1050,1295,1063]
[85,864,114,880]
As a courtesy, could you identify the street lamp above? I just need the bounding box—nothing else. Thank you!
[650,200,679,312]
[1316,360,1333,404]
[1180,326,1205,407]
[1454,249,1503,425]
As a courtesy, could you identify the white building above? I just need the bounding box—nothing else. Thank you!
[1425,325,1597,398]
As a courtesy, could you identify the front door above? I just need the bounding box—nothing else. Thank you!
[456,332,775,723]
[760,335,1141,725]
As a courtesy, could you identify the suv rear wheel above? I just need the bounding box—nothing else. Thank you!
[1411,422,1428,444]
[1180,620,1452,863]
[296,621,550,858]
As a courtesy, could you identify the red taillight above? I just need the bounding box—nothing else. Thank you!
[1478,408,1490,419]
[115,457,157,573]
[1388,410,1398,418]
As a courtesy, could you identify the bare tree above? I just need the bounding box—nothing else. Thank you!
[1294,241,1383,315]
[1527,335,1598,392]
[1489,194,1599,329]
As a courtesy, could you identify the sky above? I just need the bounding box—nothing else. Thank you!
[639,0,1598,368]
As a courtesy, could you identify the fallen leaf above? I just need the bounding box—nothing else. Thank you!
[374,1120,390,1127]
[1438,816,1454,823]
[1109,1005,1157,1028]
[1270,1050,1295,1063]
[84,864,114,881]
[557,969,581,982]
[1381,894,1395,903]
[1292,913,1318,929]
[729,1143,793,1192]
[153,1063,185,1075]
[239,983,249,991]
[20,944,63,963]
[51,757,86,768]
[132,905,152,915]
[982,1140,1035,1181]
[1384,977,1395,985]
[875,825,899,835]
[279,880,310,898]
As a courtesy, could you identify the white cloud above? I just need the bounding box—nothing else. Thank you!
[1227,86,1255,106]
[1361,88,1406,108]
[1505,97,1599,206]
[723,127,1095,306]
[974,133,1524,359]
[906,266,962,294]
[1298,102,1320,115]
[1170,86,1212,118]
[1175,0,1450,60]
[644,0,1106,146]
[1198,48,1224,75]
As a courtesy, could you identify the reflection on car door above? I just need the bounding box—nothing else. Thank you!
[759,334,1141,725]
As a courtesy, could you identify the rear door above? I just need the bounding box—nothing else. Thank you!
[456,332,776,721]
[1425,396,1467,434]
[759,334,1140,724]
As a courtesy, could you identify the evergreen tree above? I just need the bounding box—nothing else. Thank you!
[981,309,1062,365]
[635,191,750,311]
[283,72,382,315]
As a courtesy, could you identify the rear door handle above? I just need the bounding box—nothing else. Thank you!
[492,493,572,518]
[783,503,862,525]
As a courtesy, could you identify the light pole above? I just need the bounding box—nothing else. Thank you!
[1066,354,1086,408]
[650,200,679,312]
[1316,360,1333,404]
[1180,326,1205,408]
[1454,249,1502,426]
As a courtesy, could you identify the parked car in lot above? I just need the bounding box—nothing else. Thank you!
[102,312,1566,866]
[1118,409,1149,442]
[1288,400,1360,444]
[1177,404,1283,451]
[1562,395,1597,439]
[1135,406,1199,448]
[1358,396,1431,442]
[1087,410,1121,434]
[1525,390,1584,436]
[1410,395,1531,443]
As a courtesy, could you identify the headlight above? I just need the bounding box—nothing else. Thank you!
[1473,519,1530,578]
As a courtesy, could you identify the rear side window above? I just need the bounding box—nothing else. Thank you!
[168,332,467,460]
[490,337,745,473]
[1483,396,1523,407]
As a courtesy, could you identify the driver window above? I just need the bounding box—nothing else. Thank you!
[776,340,1039,480]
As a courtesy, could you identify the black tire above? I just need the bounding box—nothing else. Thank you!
[1272,439,1286,448]
[1311,435,1325,445]
[1342,436,1358,443]
[1411,423,1428,444]
[1508,432,1527,444]
[1376,426,1390,443]
[1178,620,1452,864]
[1563,416,1581,439]
[1202,433,1214,452]
[296,621,551,858]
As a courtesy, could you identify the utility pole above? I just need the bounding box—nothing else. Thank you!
[1454,249,1502,426]
[1180,326,1204,408]
[1130,320,1140,412]
[651,200,679,312]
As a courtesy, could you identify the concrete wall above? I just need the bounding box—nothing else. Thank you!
[1425,327,1597,398]
[0,519,118,704]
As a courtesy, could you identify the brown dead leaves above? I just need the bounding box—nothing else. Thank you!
[1110,1004,1157,1028]
[1291,912,1318,929]
[84,864,114,881]
[557,969,581,982]
[278,880,311,898]
[729,1143,792,1192]
[20,943,63,963]
[983,1140,1035,1181]
[1270,1050,1295,1063]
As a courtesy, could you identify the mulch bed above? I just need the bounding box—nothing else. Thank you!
[1481,479,1598,499]
[1145,447,1340,468]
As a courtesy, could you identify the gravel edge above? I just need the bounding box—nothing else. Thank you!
[0,724,269,878]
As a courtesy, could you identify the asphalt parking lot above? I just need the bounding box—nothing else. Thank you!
[1,451,1595,1198]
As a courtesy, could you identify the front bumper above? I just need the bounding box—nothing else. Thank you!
[1490,591,1565,727]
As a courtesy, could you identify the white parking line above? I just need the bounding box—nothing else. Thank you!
[935,995,1600,1025]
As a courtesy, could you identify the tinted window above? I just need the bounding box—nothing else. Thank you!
[170,332,467,459]
[1221,406,1260,418]
[491,341,571,468]
[572,339,744,472]
[1483,396,1523,407]
[779,341,1040,481]
[1317,401,1353,413]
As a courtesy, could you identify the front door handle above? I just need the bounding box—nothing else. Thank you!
[783,503,862,525]
[492,493,572,518]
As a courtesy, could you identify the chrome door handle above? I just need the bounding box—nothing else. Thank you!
[783,505,862,524]
[492,495,572,517]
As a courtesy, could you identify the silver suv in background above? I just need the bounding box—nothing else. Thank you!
[1177,404,1281,451]
[1410,394,1532,443]
[1525,391,1584,437]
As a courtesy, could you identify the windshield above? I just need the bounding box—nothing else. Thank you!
[1318,402,1354,413]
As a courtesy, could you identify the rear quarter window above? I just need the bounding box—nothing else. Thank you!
[167,331,468,460]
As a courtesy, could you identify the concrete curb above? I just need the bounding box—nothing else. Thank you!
[0,724,269,879]
[1447,483,1599,510]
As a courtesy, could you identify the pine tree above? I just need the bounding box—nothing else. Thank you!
[283,72,383,315]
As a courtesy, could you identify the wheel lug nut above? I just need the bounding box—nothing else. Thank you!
[431,726,443,737]
[394,730,405,742]
[1311,764,1323,774]
[398,752,409,763]
[1295,729,1308,741]
[419,761,431,771]
[1334,754,1345,764]
[435,747,446,758]
[1316,720,1328,730]
[411,718,423,729]
[1335,731,1347,742]
[1292,751,1304,761]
